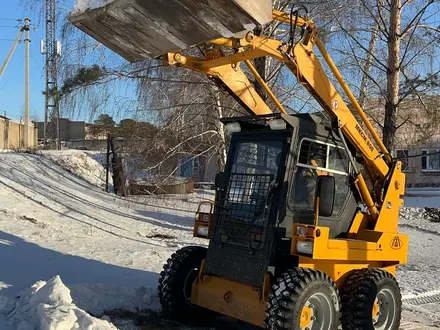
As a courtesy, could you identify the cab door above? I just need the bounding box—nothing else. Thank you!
[204,131,290,287]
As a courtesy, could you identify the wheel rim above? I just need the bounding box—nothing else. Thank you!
[300,305,312,328]
[372,298,380,322]
[373,288,397,330]
[183,268,199,307]
[300,292,334,330]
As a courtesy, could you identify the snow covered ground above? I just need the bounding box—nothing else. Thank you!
[0,152,209,329]
[0,151,439,329]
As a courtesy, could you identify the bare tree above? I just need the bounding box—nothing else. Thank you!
[326,0,440,150]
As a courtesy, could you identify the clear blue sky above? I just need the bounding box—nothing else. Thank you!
[0,2,47,121]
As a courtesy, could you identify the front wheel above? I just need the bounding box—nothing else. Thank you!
[158,246,214,323]
[340,268,402,330]
[265,268,340,330]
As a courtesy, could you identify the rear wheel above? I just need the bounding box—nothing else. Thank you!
[340,268,401,330]
[265,268,340,330]
[158,246,214,323]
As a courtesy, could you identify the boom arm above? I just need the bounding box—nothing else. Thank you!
[162,10,394,221]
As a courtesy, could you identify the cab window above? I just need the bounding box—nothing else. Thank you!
[291,139,350,215]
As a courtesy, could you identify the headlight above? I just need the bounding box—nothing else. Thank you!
[296,241,314,255]
[197,226,209,237]
[226,122,241,134]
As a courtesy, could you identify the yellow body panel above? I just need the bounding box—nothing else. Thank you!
[299,257,397,287]
[191,274,266,327]
[292,226,408,263]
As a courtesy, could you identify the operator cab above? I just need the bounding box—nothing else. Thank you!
[204,113,360,286]
[219,113,359,239]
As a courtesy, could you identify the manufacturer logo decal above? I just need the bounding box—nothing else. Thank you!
[391,236,403,250]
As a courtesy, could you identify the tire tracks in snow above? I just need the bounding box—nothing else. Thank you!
[403,290,440,306]
[399,223,440,237]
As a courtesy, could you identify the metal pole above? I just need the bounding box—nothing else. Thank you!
[24,18,30,148]
[44,0,60,150]
[105,134,110,192]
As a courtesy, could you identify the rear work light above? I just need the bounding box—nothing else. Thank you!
[296,226,315,238]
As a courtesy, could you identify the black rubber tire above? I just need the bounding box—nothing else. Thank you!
[340,268,402,330]
[265,267,340,330]
[158,246,214,323]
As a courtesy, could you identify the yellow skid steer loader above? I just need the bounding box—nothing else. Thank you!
[70,2,408,329]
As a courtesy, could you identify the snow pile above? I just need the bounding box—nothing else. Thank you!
[69,284,159,316]
[72,0,114,14]
[41,150,111,188]
[399,207,440,235]
[6,276,117,330]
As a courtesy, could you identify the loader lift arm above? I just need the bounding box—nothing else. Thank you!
[162,9,397,224]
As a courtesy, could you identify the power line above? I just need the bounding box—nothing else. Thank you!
[0,59,24,92]
[0,25,17,28]
[0,18,19,21]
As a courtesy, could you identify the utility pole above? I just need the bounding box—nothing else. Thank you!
[24,18,30,148]
[0,18,33,148]
[43,0,61,149]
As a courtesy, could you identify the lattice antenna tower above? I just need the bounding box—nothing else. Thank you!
[42,0,61,149]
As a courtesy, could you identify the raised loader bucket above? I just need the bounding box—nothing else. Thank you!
[69,0,273,62]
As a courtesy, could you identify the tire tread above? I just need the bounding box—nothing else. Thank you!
[340,268,402,330]
[265,267,340,329]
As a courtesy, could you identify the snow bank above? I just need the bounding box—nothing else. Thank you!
[41,150,111,188]
[6,276,117,330]
[399,207,440,235]
[73,0,114,14]
[69,284,159,316]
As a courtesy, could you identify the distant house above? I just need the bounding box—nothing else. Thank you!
[35,118,86,142]
[364,96,440,187]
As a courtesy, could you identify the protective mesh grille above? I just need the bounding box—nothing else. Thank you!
[215,173,274,250]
